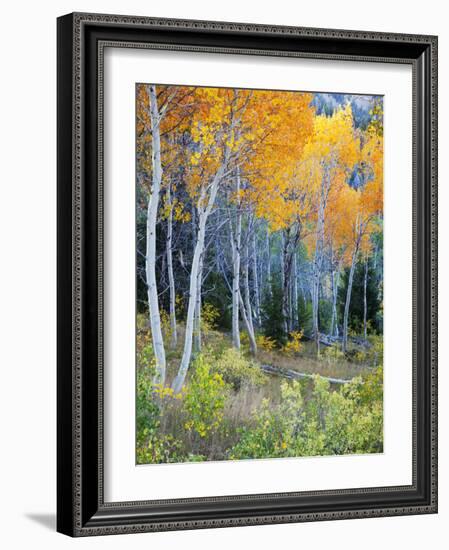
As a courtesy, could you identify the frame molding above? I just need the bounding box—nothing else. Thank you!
[57,12,437,536]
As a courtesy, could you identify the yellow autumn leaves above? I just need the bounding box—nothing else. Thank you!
[137,84,383,264]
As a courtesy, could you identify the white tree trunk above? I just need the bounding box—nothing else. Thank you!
[166,181,177,349]
[312,167,331,353]
[311,247,322,352]
[243,240,255,338]
[280,232,285,290]
[172,157,229,393]
[363,256,369,341]
[193,255,203,353]
[238,291,257,356]
[252,226,261,326]
[281,231,289,334]
[292,251,298,329]
[231,244,241,349]
[230,169,242,349]
[146,85,166,384]
[342,246,358,352]
[172,206,207,393]
[281,227,301,335]
[265,225,272,298]
[330,263,341,337]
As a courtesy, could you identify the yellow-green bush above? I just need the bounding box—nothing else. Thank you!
[228,380,306,459]
[282,330,304,355]
[159,308,172,340]
[136,364,186,464]
[348,336,384,365]
[322,344,345,362]
[212,348,267,390]
[201,302,220,335]
[136,364,158,442]
[229,371,383,460]
[136,314,154,370]
[256,334,276,351]
[183,355,229,438]
[366,334,384,366]
[137,430,185,464]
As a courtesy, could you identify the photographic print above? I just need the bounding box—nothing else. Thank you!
[136,84,384,465]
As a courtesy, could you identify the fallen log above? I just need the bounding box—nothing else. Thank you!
[303,333,372,349]
[259,363,353,385]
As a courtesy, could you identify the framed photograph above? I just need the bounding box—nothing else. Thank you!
[57,12,438,536]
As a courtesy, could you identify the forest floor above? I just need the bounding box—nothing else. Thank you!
[162,324,377,404]
[256,341,374,380]
[137,319,383,463]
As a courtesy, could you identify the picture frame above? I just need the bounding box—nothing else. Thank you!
[57,12,438,536]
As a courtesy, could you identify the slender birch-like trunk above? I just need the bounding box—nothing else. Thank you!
[292,251,298,329]
[238,291,257,356]
[280,232,285,291]
[330,262,341,337]
[312,223,324,352]
[252,226,261,326]
[330,270,336,337]
[329,249,336,337]
[230,210,257,355]
[281,226,301,335]
[146,85,166,384]
[265,225,272,298]
[373,242,382,321]
[230,169,242,349]
[172,154,230,393]
[193,255,203,353]
[363,255,369,341]
[312,166,331,353]
[281,231,290,334]
[231,235,241,349]
[342,246,358,353]
[172,195,207,393]
[243,239,255,338]
[312,251,324,351]
[166,181,177,349]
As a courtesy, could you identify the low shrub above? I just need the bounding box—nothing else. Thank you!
[137,431,185,464]
[136,317,154,370]
[256,334,276,351]
[136,364,159,444]
[229,371,383,460]
[136,364,187,464]
[321,344,345,362]
[212,348,267,390]
[201,302,220,334]
[183,355,229,438]
[282,330,304,356]
[366,334,384,366]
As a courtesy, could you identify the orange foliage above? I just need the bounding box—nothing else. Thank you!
[136,84,383,257]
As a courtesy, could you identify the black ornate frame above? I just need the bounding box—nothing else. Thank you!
[57,12,438,537]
